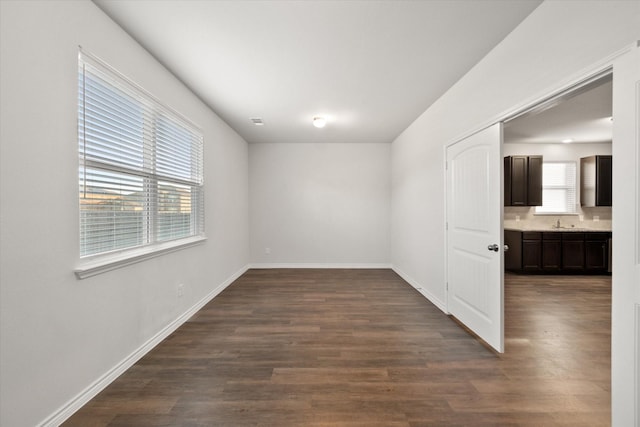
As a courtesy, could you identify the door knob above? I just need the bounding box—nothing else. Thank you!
[504,244,509,252]
[487,244,499,252]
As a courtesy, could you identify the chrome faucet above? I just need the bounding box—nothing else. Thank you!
[554,219,561,229]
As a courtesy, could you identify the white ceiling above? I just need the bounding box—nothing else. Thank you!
[93,0,542,144]
[504,77,613,144]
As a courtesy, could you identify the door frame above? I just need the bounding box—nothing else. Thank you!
[443,41,639,425]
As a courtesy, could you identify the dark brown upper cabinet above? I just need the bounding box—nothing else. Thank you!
[581,155,612,207]
[504,155,543,206]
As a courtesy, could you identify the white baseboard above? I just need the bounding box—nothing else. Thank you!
[42,263,444,426]
[249,263,392,269]
[40,263,250,427]
[391,265,448,313]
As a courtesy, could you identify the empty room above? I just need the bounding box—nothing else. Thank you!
[1,1,639,426]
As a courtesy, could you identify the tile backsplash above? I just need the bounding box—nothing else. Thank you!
[504,206,611,231]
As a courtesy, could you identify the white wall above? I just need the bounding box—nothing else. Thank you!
[390,0,639,424]
[391,0,639,314]
[0,2,250,426]
[250,143,390,266]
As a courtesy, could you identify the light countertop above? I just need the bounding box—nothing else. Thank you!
[504,226,611,232]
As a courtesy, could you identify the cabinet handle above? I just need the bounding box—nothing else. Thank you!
[488,244,500,252]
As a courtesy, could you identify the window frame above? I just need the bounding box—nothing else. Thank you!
[75,50,205,279]
[534,160,578,215]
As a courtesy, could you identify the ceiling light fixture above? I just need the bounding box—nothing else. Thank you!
[250,117,264,126]
[562,138,573,143]
[313,116,326,128]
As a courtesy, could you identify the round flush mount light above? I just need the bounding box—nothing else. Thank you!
[562,138,574,143]
[313,116,326,128]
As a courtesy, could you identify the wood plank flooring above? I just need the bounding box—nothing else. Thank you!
[63,269,611,426]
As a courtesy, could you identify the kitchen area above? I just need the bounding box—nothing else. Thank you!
[498,72,616,424]
[503,75,612,275]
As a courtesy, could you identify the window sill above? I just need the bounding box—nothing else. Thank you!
[75,236,207,279]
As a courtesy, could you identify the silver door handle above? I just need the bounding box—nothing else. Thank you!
[504,244,509,252]
[487,244,499,252]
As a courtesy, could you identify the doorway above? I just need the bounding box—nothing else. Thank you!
[501,73,613,416]
[445,44,639,425]
[503,73,613,238]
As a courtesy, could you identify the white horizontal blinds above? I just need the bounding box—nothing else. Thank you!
[80,62,146,172]
[155,114,203,184]
[536,162,577,214]
[79,168,146,255]
[154,114,204,242]
[79,50,204,258]
[157,182,194,241]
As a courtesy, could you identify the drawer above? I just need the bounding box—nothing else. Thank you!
[585,232,610,241]
[523,232,541,240]
[562,232,585,240]
[542,232,561,240]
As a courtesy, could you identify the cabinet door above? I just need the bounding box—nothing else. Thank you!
[522,234,541,271]
[504,157,512,206]
[585,232,610,272]
[581,155,612,207]
[562,233,585,271]
[542,233,562,271]
[527,156,543,206]
[596,155,612,206]
[581,156,597,206]
[504,230,522,270]
[509,156,528,206]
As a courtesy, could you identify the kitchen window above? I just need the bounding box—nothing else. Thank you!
[535,161,577,214]
[76,50,204,277]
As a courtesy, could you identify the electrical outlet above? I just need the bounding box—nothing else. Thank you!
[579,215,584,222]
[177,283,184,297]
[265,247,271,255]
[593,215,600,222]
[515,215,520,222]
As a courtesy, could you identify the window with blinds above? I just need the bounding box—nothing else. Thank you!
[78,51,204,258]
[535,161,577,214]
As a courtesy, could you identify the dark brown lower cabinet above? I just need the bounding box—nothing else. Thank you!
[585,233,610,272]
[522,232,542,272]
[504,230,610,274]
[504,230,522,271]
[561,233,585,271]
[541,233,562,271]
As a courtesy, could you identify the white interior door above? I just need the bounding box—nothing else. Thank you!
[446,123,503,353]
[611,42,640,427]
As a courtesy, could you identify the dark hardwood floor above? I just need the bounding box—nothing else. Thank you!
[63,269,611,426]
